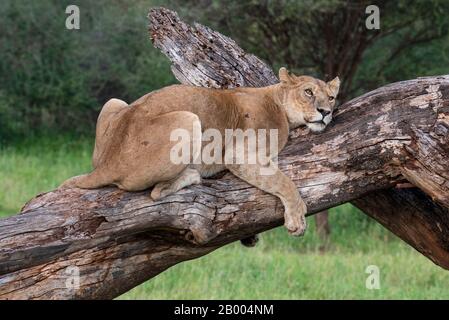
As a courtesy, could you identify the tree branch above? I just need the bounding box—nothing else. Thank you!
[0,7,448,300]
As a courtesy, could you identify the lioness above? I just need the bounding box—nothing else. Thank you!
[61,67,340,240]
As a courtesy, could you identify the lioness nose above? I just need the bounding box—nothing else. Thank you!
[317,108,331,117]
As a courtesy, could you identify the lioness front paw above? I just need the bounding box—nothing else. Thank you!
[285,214,307,236]
[284,201,307,236]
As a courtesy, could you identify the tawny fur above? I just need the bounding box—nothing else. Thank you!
[61,68,340,237]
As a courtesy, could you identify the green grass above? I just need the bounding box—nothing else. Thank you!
[0,134,93,216]
[1,136,448,299]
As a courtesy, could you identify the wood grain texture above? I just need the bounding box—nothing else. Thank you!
[353,188,449,269]
[0,7,448,300]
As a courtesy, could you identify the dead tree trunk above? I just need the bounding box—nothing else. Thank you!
[314,211,331,241]
[0,8,448,300]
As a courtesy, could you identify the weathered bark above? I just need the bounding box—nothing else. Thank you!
[353,188,449,268]
[0,7,448,300]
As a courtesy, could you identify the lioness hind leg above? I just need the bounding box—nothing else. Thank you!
[93,98,129,168]
[151,167,201,200]
[114,111,202,192]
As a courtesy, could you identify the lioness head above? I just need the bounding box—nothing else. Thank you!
[277,67,340,132]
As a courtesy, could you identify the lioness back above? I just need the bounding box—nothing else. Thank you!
[130,84,289,138]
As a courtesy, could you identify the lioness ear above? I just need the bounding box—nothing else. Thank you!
[279,67,294,85]
[327,76,341,96]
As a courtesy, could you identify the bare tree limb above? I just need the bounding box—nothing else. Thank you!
[354,188,449,268]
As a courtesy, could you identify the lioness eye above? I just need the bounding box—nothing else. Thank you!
[329,96,335,101]
[305,89,313,96]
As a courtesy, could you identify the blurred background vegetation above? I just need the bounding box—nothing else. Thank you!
[1,0,448,299]
[0,0,175,143]
[1,0,448,143]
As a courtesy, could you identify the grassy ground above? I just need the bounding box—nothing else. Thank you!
[1,136,448,299]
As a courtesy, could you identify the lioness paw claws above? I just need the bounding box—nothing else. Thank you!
[284,201,307,237]
[285,215,307,236]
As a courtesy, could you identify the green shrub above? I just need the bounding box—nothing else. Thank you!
[0,0,175,142]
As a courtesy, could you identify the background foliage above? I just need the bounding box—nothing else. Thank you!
[1,0,449,143]
[0,0,175,143]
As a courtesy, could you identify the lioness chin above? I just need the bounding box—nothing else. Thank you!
[60,67,340,244]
